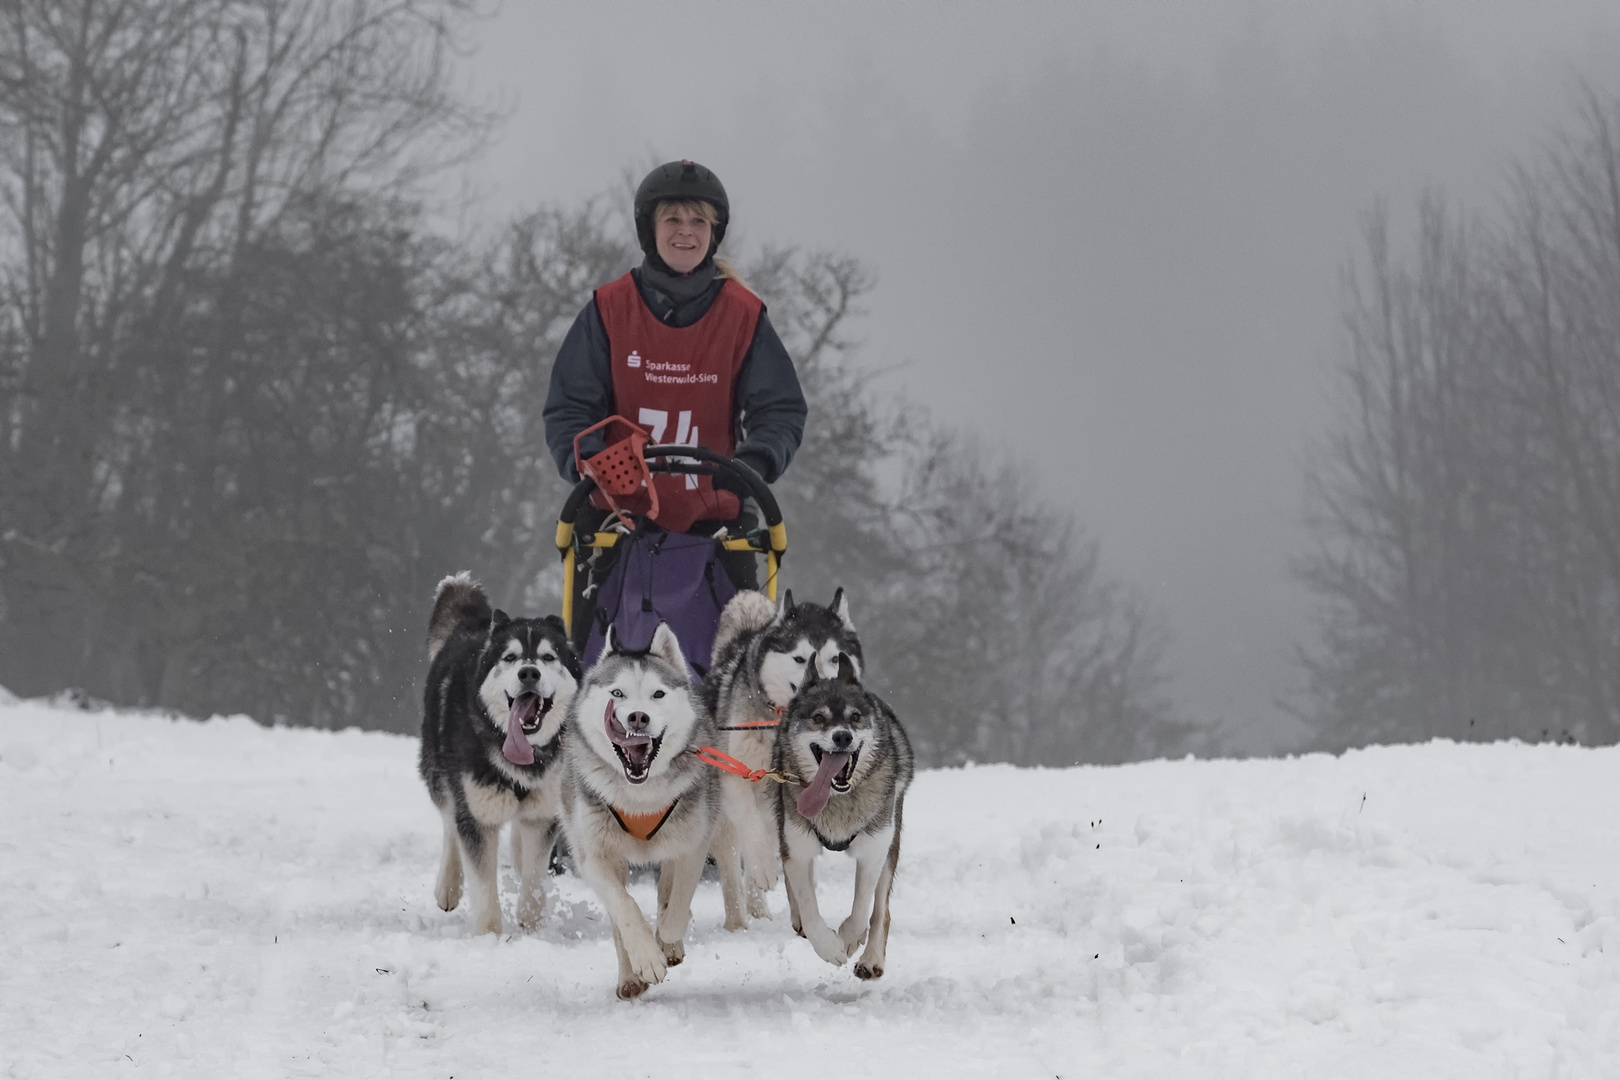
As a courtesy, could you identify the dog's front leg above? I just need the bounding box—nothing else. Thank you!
[783,830,810,937]
[513,816,558,932]
[741,778,777,918]
[456,815,502,936]
[838,824,894,954]
[654,847,705,966]
[853,825,900,981]
[708,817,748,931]
[723,734,780,896]
[434,801,464,912]
[577,852,665,997]
[781,826,846,966]
[607,924,643,1001]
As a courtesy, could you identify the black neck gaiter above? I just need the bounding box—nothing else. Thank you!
[638,257,717,312]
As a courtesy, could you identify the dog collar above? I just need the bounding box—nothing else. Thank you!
[609,800,678,842]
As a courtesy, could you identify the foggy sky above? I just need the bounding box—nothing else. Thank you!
[442,1,1620,751]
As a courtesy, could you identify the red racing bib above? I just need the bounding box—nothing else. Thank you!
[594,272,763,533]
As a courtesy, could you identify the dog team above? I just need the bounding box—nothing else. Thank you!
[418,572,913,1000]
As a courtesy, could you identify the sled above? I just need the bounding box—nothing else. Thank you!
[554,434,788,678]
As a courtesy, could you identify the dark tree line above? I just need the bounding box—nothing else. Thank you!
[0,0,1181,765]
[0,0,488,725]
[1299,88,1620,751]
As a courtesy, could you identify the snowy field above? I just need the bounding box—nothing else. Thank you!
[2,694,1619,1079]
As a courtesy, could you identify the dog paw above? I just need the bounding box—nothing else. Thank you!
[434,877,461,912]
[661,938,685,966]
[516,893,544,932]
[722,913,748,932]
[746,888,772,921]
[853,961,884,980]
[616,978,649,1000]
[837,916,869,952]
[472,909,502,937]
[808,927,849,967]
[623,930,668,986]
[744,862,778,895]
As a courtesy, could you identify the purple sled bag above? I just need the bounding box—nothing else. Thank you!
[582,531,737,684]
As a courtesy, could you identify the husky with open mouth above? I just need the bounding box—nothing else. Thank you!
[773,652,912,980]
[704,588,862,928]
[557,622,721,999]
[418,573,581,935]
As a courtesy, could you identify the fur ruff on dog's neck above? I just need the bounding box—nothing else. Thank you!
[608,801,678,842]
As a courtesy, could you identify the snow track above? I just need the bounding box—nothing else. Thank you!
[2,698,1618,1077]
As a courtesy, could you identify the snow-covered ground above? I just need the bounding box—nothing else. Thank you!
[2,695,1618,1079]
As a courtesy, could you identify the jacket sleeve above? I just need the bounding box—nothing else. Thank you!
[542,298,614,482]
[733,306,808,483]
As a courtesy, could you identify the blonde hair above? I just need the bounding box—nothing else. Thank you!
[654,199,751,292]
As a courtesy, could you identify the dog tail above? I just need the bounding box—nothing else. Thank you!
[427,572,491,661]
[714,590,776,657]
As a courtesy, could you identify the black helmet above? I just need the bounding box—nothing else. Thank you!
[633,160,729,262]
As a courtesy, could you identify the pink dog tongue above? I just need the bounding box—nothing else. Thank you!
[603,700,650,749]
[502,696,538,765]
[603,699,653,774]
[796,752,851,819]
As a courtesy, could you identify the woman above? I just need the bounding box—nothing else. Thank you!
[543,160,807,651]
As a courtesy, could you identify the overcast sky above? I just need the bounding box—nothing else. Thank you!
[443,1,1620,751]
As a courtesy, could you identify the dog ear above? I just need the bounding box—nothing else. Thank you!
[799,653,821,692]
[836,652,860,685]
[777,588,796,618]
[604,624,621,655]
[649,622,688,676]
[832,587,854,632]
[543,614,566,634]
[490,609,511,632]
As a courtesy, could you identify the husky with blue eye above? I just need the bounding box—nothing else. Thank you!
[557,622,721,1000]
[419,573,582,936]
[772,652,912,980]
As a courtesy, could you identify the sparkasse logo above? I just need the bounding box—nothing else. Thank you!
[626,350,642,368]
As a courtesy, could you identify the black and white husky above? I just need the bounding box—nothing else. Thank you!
[704,588,862,927]
[418,573,581,935]
[557,623,721,1000]
[773,653,912,980]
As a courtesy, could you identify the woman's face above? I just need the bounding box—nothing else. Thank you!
[654,205,713,275]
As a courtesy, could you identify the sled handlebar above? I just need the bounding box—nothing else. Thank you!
[554,447,788,632]
[557,445,783,532]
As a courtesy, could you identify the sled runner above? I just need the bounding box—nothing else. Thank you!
[555,420,788,681]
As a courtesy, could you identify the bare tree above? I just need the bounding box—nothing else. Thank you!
[868,425,1179,766]
[0,0,486,704]
[744,247,903,604]
[1300,88,1620,749]
[1491,85,1620,742]
[1297,198,1511,746]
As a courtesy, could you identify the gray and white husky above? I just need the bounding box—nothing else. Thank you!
[704,588,863,926]
[773,653,912,980]
[418,573,581,935]
[557,623,722,999]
